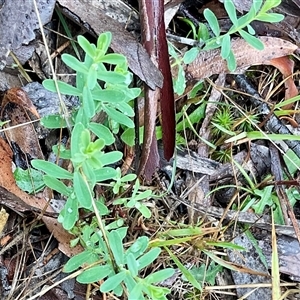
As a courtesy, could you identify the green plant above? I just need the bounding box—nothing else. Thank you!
[182,261,223,286]
[151,224,244,293]
[169,0,284,95]
[234,111,259,132]
[211,148,232,163]
[201,0,284,70]
[211,107,234,137]
[231,160,299,225]
[14,167,45,193]
[31,32,174,299]
[179,18,204,42]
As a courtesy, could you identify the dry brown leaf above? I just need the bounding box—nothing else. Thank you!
[186,37,298,80]
[1,88,44,161]
[0,138,81,257]
[279,116,299,127]
[269,56,299,109]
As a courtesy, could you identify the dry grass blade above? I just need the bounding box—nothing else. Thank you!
[271,209,281,299]
[32,0,71,131]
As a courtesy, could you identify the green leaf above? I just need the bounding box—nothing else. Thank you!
[283,149,300,175]
[261,0,281,11]
[77,265,111,284]
[100,271,127,293]
[203,9,220,37]
[105,219,124,231]
[126,252,138,277]
[124,87,141,99]
[119,174,135,184]
[168,42,178,59]
[92,89,126,103]
[62,54,88,73]
[183,47,199,64]
[94,167,117,182]
[131,179,141,197]
[146,285,170,299]
[176,103,205,132]
[88,122,114,145]
[244,5,256,22]
[63,250,98,272]
[252,186,274,214]
[121,127,135,146]
[203,39,223,51]
[43,79,82,96]
[80,128,90,150]
[97,71,127,84]
[73,171,93,209]
[252,0,263,13]
[224,0,238,26]
[182,262,222,286]
[98,53,126,65]
[247,24,256,35]
[137,248,161,270]
[145,268,175,284]
[82,159,98,178]
[76,72,85,91]
[173,64,186,96]
[31,160,73,179]
[221,34,231,59]
[165,247,202,290]
[60,196,79,230]
[95,199,110,215]
[0,120,9,127]
[113,102,135,117]
[71,122,85,158]
[128,282,144,300]
[77,35,96,59]
[14,168,45,193]
[75,106,87,125]
[137,204,151,218]
[100,151,123,166]
[198,23,210,41]
[113,197,128,205]
[108,230,125,265]
[52,144,71,159]
[113,284,123,297]
[82,86,95,118]
[244,132,300,142]
[239,30,264,50]
[43,175,71,196]
[87,66,97,90]
[226,49,236,71]
[97,32,112,55]
[132,190,152,202]
[40,114,70,129]
[104,106,134,128]
[126,236,149,259]
[255,12,284,23]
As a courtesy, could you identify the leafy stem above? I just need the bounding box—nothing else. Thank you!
[31,32,174,299]
[203,0,284,69]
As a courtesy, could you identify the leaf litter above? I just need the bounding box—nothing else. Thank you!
[0,0,299,299]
